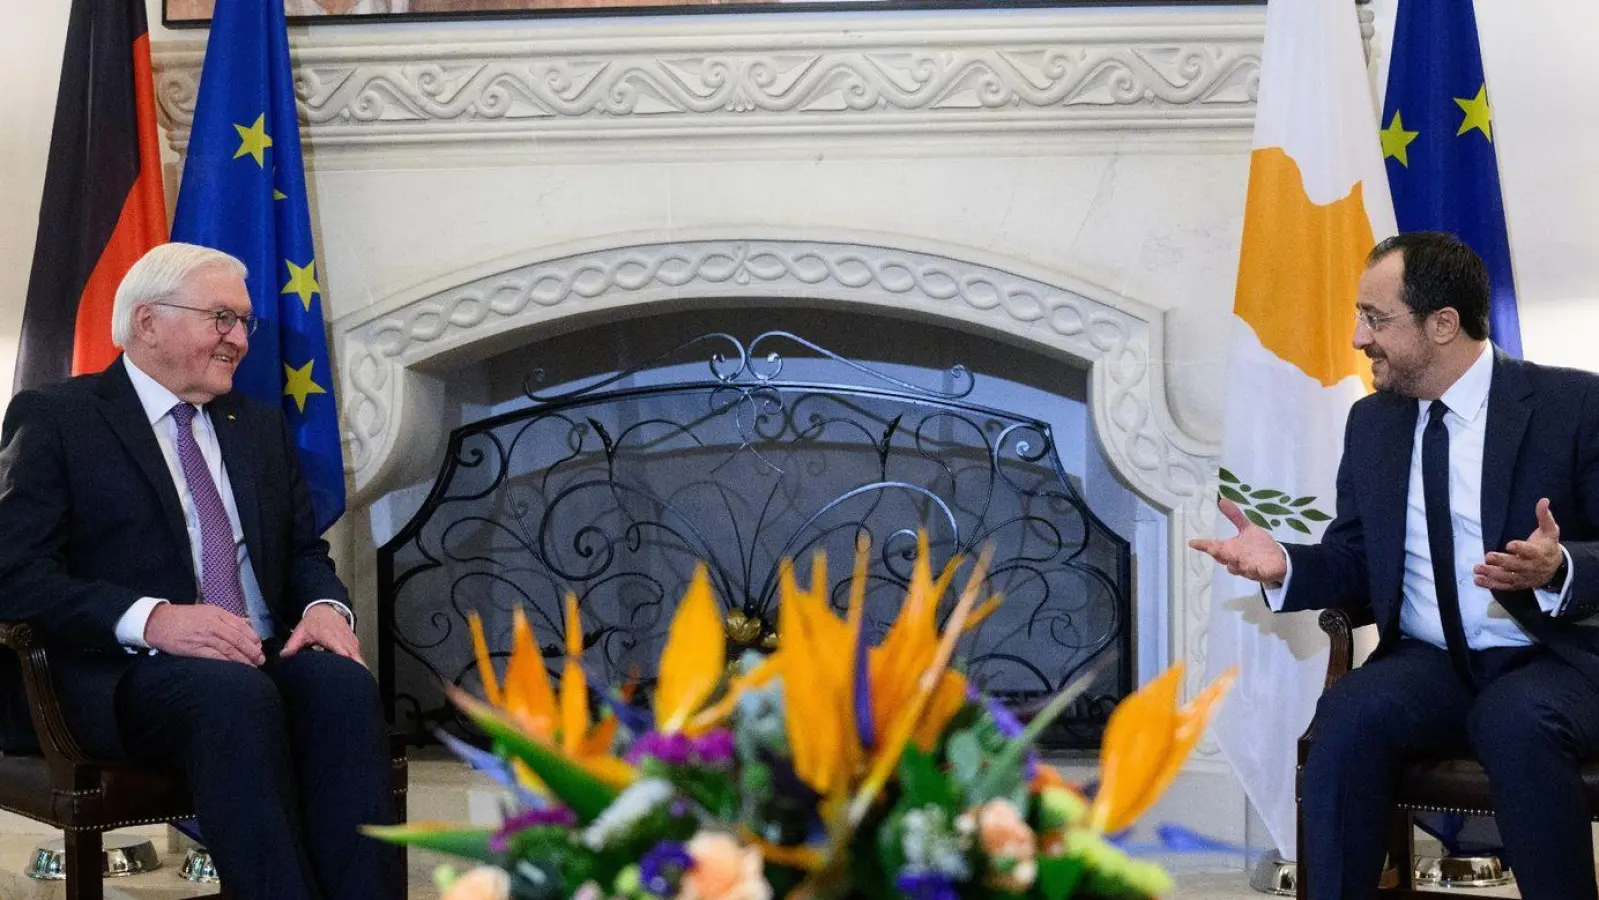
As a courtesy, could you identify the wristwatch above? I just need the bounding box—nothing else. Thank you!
[1543,555,1570,593]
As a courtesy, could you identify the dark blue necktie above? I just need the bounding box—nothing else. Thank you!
[1422,400,1475,686]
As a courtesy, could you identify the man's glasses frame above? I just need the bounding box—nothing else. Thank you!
[150,302,260,337]
[1354,308,1409,332]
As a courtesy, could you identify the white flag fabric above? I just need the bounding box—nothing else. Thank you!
[1204,0,1397,858]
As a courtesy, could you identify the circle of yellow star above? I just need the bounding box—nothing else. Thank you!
[282,259,321,312]
[283,360,327,413]
[1380,110,1421,167]
[233,113,274,167]
[1454,84,1493,141]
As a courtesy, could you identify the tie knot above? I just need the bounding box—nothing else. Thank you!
[1427,400,1450,426]
[170,403,197,427]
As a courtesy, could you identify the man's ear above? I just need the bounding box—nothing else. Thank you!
[130,304,158,346]
[1431,307,1462,344]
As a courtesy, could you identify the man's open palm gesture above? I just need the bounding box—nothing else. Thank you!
[1189,498,1290,586]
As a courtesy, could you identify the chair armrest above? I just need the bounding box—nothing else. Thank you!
[0,620,93,766]
[1317,606,1375,690]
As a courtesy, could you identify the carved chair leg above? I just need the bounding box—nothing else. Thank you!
[63,829,104,900]
[1385,810,1416,892]
[1296,788,1308,900]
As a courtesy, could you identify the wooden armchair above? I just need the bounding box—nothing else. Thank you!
[0,621,409,900]
[1295,607,1599,899]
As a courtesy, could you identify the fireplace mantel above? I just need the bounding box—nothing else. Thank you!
[152,6,1265,165]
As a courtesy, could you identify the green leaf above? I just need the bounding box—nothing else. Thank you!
[947,730,984,788]
[360,824,496,863]
[1256,503,1293,515]
[1218,485,1248,504]
[1284,518,1311,534]
[898,745,957,810]
[1249,489,1285,500]
[1037,854,1086,900]
[455,697,620,823]
[1301,509,1332,522]
[1218,467,1239,484]
[1245,509,1271,529]
[1291,496,1315,507]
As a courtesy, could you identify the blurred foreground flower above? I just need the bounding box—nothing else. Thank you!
[366,533,1236,900]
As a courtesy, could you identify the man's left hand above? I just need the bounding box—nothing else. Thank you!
[1475,497,1564,592]
[282,604,364,666]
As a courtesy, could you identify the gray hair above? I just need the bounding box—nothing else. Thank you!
[111,243,248,347]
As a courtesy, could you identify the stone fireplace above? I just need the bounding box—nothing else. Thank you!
[151,1,1268,832]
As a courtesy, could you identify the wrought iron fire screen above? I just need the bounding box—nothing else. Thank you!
[376,331,1132,749]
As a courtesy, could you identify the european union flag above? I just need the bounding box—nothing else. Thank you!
[171,0,344,531]
[1381,0,1521,357]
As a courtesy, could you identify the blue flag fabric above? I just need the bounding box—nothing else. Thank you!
[1380,0,1521,357]
[171,0,344,531]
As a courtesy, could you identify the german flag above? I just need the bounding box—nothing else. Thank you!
[14,0,167,393]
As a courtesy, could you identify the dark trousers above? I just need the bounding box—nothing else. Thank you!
[1301,638,1599,900]
[114,650,398,900]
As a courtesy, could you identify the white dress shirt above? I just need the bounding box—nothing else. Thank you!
[113,358,351,648]
[1267,344,1574,650]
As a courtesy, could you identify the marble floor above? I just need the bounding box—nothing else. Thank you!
[0,753,1524,900]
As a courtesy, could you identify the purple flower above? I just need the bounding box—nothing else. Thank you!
[638,840,695,896]
[627,729,736,767]
[895,870,961,900]
[489,806,577,853]
[692,729,736,764]
[628,731,694,765]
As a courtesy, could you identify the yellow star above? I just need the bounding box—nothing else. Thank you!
[1379,110,1421,167]
[233,114,273,167]
[1454,84,1493,141]
[274,188,287,201]
[281,259,321,312]
[283,360,327,413]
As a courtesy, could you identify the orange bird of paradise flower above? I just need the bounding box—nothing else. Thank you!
[466,594,634,789]
[1089,662,1238,834]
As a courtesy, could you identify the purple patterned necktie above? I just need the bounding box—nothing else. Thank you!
[169,403,249,619]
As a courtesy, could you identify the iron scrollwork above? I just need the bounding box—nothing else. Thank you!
[377,331,1132,749]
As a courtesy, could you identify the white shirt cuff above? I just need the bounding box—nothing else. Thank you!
[305,599,355,629]
[114,597,169,650]
[1261,543,1293,612]
[1534,545,1576,615]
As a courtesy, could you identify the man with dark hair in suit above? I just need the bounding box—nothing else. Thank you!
[0,242,397,900]
[1191,231,1599,900]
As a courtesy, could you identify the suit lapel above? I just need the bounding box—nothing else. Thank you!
[96,359,194,578]
[210,396,267,590]
[1481,351,1533,554]
[1368,396,1418,617]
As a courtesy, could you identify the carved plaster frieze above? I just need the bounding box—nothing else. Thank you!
[152,9,1262,162]
[334,238,1222,688]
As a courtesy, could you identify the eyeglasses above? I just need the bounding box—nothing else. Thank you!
[150,302,259,337]
[1354,308,1408,332]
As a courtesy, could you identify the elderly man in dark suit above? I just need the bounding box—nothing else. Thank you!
[0,242,396,900]
[1192,232,1599,900]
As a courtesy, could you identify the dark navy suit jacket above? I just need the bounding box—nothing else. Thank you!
[1279,350,1599,682]
[0,357,346,756]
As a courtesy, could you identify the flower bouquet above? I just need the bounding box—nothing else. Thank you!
[368,536,1235,900]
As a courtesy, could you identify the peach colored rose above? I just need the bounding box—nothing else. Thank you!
[442,865,510,900]
[679,832,772,900]
[976,799,1037,891]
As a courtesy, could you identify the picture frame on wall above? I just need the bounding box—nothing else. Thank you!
[163,0,1256,28]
